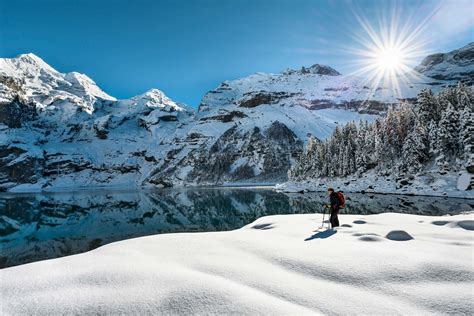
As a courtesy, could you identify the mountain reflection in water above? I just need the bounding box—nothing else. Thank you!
[0,188,472,268]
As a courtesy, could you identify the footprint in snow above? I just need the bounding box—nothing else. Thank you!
[353,220,367,224]
[385,230,413,241]
[252,223,274,230]
[359,236,383,242]
[353,232,383,242]
[432,220,450,226]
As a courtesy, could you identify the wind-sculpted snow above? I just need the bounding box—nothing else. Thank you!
[0,212,472,314]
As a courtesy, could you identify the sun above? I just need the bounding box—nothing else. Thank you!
[346,8,432,97]
[376,46,403,71]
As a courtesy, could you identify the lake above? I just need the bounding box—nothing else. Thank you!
[1,187,472,268]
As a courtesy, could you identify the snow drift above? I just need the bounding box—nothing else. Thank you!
[0,213,472,314]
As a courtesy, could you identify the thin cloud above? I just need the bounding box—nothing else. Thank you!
[427,0,474,36]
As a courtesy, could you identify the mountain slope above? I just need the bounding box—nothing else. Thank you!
[0,44,472,192]
[283,84,474,197]
[415,42,474,83]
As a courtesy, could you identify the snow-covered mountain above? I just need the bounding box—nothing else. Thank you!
[415,42,474,83]
[0,53,115,114]
[0,43,472,192]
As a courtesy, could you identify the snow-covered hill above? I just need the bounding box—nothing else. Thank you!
[0,44,472,192]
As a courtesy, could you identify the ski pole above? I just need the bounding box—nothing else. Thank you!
[321,205,326,229]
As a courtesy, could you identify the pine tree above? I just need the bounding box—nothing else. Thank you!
[319,142,329,176]
[438,102,460,159]
[288,84,470,183]
[355,120,368,172]
[427,119,439,157]
[395,103,415,151]
[438,86,459,110]
[456,82,474,111]
[384,107,398,151]
[459,105,474,172]
[402,121,429,173]
[417,89,438,124]
[372,118,384,168]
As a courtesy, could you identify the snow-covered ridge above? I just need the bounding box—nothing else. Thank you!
[0,53,116,114]
[0,43,472,192]
[281,63,341,76]
[415,42,474,82]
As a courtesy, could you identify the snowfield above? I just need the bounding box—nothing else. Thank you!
[1,212,473,315]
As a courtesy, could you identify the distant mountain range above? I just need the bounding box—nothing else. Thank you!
[0,42,472,192]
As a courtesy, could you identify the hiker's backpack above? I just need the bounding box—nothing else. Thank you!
[337,191,346,209]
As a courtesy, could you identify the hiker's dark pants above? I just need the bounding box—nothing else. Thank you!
[330,209,339,228]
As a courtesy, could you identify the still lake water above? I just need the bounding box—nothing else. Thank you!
[0,187,472,268]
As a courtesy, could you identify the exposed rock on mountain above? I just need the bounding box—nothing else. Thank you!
[282,64,341,76]
[415,42,474,83]
[0,44,471,192]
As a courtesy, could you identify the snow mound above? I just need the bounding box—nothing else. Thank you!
[457,172,472,191]
[1,213,472,314]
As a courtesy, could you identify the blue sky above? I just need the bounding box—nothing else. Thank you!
[1,0,472,106]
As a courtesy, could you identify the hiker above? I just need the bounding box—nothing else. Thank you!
[325,188,341,228]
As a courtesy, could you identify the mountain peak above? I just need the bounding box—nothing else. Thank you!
[282,64,341,76]
[15,53,58,73]
[64,71,116,101]
[131,88,185,111]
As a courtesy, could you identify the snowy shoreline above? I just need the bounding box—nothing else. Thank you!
[1,213,473,314]
[2,183,277,194]
[275,172,474,199]
[4,180,473,199]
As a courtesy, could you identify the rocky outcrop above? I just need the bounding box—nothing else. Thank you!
[282,64,341,76]
[239,91,300,108]
[0,145,44,191]
[306,99,393,114]
[199,110,247,123]
[184,121,303,184]
[0,97,37,128]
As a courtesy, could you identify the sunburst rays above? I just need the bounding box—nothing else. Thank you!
[344,4,438,100]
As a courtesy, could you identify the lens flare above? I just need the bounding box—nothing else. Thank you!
[344,5,436,99]
[376,47,403,70]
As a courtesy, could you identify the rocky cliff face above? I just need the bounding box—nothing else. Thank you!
[0,45,471,192]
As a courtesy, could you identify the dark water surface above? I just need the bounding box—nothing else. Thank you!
[0,187,472,268]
